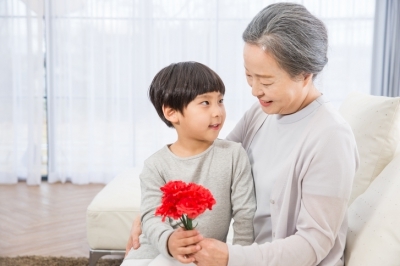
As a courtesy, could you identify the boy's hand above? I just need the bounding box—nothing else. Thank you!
[167,227,203,263]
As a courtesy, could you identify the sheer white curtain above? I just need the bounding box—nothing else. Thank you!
[305,0,375,106]
[0,0,44,185]
[45,0,375,184]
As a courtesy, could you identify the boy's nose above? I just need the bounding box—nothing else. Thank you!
[212,105,225,117]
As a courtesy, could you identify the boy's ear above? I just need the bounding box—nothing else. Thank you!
[162,105,179,124]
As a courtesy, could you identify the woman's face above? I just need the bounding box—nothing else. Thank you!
[243,43,316,115]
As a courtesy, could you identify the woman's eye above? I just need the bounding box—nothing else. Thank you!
[262,83,272,87]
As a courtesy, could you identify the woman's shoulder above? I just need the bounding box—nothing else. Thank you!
[308,101,357,148]
[314,100,352,132]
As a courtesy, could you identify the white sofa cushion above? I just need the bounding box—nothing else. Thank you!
[345,152,400,265]
[339,92,400,204]
[87,167,142,250]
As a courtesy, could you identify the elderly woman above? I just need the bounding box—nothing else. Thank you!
[126,3,358,266]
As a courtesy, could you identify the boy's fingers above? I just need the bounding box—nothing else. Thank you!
[167,229,202,259]
[178,244,201,255]
[176,254,196,264]
[175,229,201,239]
[179,234,203,247]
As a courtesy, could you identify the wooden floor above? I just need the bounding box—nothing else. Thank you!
[0,182,106,258]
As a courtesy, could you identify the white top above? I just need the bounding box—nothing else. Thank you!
[249,97,320,244]
[226,95,359,266]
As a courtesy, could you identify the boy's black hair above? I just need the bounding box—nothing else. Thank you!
[149,61,225,128]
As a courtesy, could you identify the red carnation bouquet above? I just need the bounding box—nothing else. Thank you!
[155,180,216,230]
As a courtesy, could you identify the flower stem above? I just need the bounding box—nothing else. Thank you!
[180,215,193,230]
[187,217,193,230]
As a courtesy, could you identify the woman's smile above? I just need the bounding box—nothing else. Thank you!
[259,99,273,107]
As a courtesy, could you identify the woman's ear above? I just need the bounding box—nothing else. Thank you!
[302,73,313,87]
[162,105,179,124]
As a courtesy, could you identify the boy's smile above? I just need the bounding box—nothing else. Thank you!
[209,123,221,130]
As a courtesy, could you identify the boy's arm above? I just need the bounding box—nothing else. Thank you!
[140,162,203,260]
[230,146,256,245]
[140,162,175,258]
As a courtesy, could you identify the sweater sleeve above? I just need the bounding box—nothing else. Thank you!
[140,161,174,258]
[227,124,359,266]
[226,102,268,150]
[226,113,247,143]
[230,145,256,245]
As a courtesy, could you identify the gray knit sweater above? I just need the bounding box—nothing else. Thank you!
[125,139,256,260]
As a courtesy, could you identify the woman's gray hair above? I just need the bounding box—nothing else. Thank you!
[243,3,328,80]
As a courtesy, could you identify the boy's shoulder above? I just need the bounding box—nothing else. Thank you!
[143,145,170,165]
[214,139,246,155]
[143,140,247,166]
[214,138,239,147]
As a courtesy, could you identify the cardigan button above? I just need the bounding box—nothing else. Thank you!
[273,232,276,238]
[270,199,275,204]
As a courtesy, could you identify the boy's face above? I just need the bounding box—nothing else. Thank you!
[176,91,225,143]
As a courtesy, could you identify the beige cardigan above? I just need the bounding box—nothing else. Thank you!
[226,97,359,266]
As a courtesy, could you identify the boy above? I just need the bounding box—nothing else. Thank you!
[123,62,255,266]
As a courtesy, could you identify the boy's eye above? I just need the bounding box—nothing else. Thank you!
[219,98,224,104]
[201,101,209,105]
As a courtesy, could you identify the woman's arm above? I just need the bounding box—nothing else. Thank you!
[124,214,142,257]
[231,126,357,265]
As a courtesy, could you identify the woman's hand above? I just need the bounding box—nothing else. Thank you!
[124,214,142,257]
[168,227,203,263]
[192,238,229,266]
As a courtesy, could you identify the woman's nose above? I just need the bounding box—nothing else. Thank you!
[251,82,264,97]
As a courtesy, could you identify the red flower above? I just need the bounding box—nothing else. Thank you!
[155,180,216,230]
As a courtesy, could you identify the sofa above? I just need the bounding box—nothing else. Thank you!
[86,92,400,266]
[340,92,400,265]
